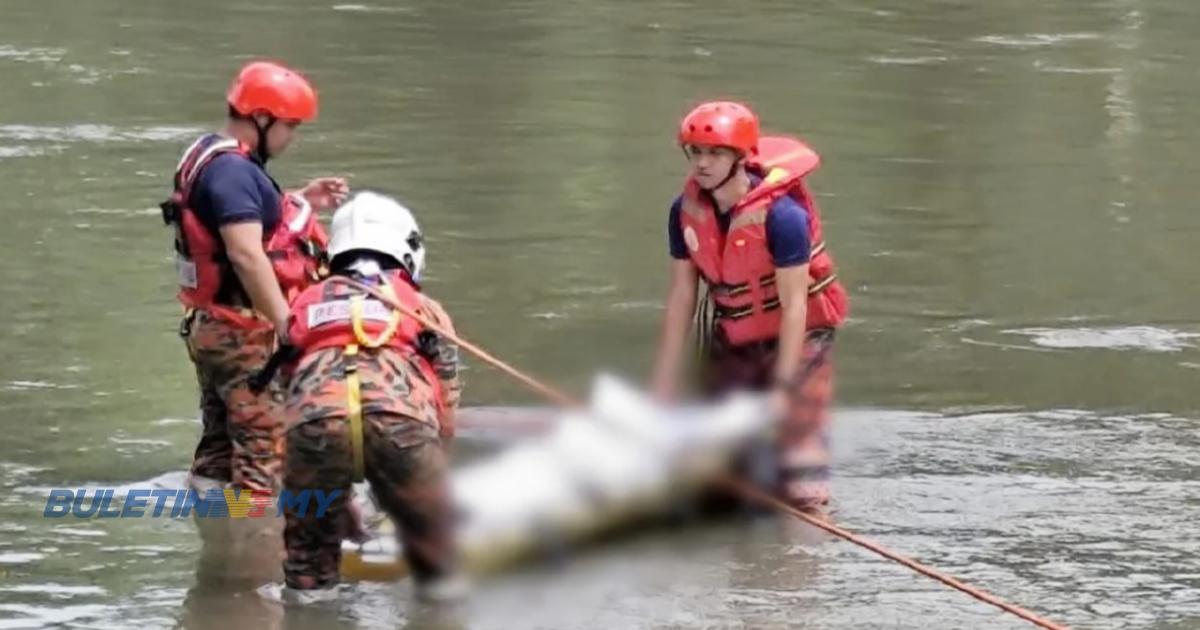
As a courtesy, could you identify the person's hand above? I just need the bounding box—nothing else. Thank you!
[435,401,457,442]
[767,382,790,420]
[439,415,455,441]
[272,319,290,350]
[300,177,350,212]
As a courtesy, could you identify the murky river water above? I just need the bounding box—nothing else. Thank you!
[1,0,1199,628]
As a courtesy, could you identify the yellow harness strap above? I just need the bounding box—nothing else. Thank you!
[343,343,365,482]
[350,283,401,348]
[343,281,403,483]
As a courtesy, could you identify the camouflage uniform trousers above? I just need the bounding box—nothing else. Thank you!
[183,309,283,493]
[282,349,456,590]
[702,327,837,510]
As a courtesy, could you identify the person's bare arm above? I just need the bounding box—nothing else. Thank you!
[220,222,290,333]
[650,259,700,401]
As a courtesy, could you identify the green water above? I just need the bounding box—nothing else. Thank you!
[1,0,1198,628]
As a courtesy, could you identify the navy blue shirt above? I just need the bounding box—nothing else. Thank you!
[668,181,812,267]
[189,149,282,235]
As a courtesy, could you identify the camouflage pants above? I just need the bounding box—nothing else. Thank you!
[183,309,282,493]
[703,327,836,510]
[282,413,455,590]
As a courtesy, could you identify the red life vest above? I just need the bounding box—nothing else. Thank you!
[287,272,444,405]
[288,272,424,353]
[160,134,330,328]
[678,135,848,346]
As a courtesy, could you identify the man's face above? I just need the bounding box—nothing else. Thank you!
[258,114,301,157]
[684,144,740,189]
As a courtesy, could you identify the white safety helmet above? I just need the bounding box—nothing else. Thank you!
[327,191,426,281]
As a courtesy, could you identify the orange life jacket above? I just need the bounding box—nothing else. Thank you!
[288,272,444,406]
[678,135,848,346]
[160,134,329,328]
[288,272,427,356]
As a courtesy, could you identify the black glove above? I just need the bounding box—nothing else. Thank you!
[416,330,440,361]
[250,344,301,394]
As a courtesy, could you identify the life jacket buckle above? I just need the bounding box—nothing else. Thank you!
[159,195,181,226]
[178,308,197,339]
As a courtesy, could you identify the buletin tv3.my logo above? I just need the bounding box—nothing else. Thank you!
[42,488,341,518]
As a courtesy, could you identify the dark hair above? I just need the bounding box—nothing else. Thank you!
[330,249,404,274]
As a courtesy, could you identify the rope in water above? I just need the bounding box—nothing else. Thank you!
[723,478,1070,630]
[341,277,1072,630]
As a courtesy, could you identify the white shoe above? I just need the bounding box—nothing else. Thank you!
[256,582,285,604]
[256,582,340,606]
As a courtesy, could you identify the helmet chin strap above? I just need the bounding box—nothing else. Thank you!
[251,116,276,164]
[700,156,745,194]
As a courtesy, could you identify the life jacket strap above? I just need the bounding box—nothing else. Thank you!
[343,343,366,483]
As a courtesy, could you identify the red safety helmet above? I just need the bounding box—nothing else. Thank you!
[226,61,318,122]
[678,101,759,156]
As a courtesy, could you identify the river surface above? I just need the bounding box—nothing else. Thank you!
[1,0,1198,628]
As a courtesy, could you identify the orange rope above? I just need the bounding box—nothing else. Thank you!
[342,277,1072,630]
[722,478,1071,630]
[339,278,577,408]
